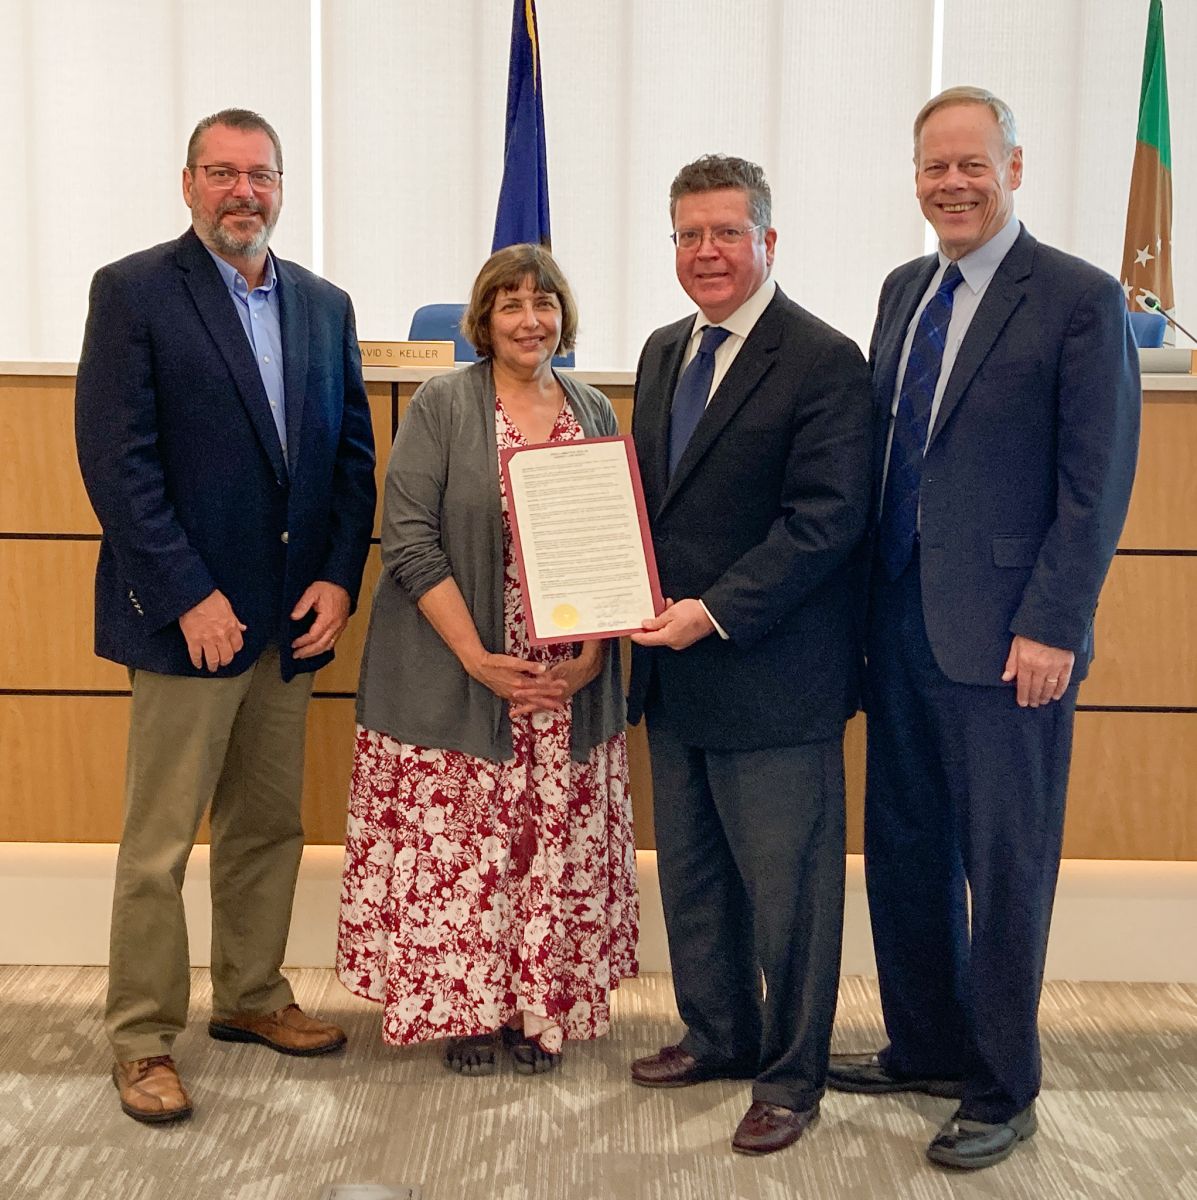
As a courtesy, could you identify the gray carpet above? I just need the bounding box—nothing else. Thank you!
[1,967,1196,1199]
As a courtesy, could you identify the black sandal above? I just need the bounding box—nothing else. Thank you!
[502,1025,562,1075]
[442,1033,498,1076]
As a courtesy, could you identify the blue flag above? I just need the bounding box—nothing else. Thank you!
[492,0,551,250]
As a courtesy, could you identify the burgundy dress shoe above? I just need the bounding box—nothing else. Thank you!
[731,1100,819,1155]
[630,1043,750,1088]
[208,1003,347,1056]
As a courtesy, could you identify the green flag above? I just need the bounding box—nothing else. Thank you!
[1120,0,1173,314]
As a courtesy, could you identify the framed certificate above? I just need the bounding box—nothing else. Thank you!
[500,435,664,644]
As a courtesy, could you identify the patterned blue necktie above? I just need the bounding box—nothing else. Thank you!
[878,263,964,580]
[669,324,732,476]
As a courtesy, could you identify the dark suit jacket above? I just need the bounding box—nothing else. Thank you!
[869,225,1140,685]
[627,287,873,749]
[75,228,376,681]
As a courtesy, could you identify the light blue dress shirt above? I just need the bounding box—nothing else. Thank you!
[880,213,1022,513]
[890,212,1022,442]
[205,248,287,463]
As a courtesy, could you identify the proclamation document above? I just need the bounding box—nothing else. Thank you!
[501,435,664,644]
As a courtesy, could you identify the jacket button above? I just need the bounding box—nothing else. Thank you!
[280,531,289,544]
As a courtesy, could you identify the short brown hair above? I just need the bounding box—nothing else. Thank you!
[462,244,579,359]
[186,108,284,172]
[669,154,772,228]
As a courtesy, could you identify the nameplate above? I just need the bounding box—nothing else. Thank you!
[359,340,455,366]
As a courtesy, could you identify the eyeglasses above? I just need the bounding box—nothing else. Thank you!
[193,164,283,192]
[671,224,762,250]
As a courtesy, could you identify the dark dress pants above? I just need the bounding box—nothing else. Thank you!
[646,711,846,1113]
[864,555,1077,1124]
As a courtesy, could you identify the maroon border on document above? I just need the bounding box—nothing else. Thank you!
[499,434,664,646]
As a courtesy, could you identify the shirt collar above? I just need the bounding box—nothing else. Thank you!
[692,276,777,342]
[939,213,1021,294]
[204,245,277,298]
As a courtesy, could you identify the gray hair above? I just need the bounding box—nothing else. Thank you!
[913,86,1019,162]
[186,108,284,172]
[669,154,772,228]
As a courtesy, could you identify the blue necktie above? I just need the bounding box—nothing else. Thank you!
[878,263,964,580]
[669,324,732,476]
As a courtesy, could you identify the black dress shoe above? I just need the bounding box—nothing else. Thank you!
[926,1102,1038,1170]
[731,1100,819,1155]
[827,1052,963,1099]
[630,1044,751,1088]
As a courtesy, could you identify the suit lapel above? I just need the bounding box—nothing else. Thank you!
[875,257,938,398]
[929,228,1034,446]
[277,260,309,472]
[175,229,288,482]
[871,258,937,484]
[657,291,785,514]
[640,320,692,516]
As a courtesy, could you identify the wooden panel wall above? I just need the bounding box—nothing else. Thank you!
[2,374,1194,860]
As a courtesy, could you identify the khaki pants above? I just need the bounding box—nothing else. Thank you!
[105,647,314,1062]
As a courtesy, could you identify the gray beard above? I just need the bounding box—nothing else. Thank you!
[193,197,278,257]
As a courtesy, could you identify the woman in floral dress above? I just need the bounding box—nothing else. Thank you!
[337,245,638,1074]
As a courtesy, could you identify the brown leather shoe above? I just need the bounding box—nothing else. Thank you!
[208,1003,347,1056]
[112,1055,192,1124]
[630,1043,751,1088]
[731,1100,819,1155]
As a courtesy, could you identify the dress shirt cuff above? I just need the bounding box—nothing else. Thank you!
[699,600,729,641]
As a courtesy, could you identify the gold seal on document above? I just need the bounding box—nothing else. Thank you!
[551,604,579,630]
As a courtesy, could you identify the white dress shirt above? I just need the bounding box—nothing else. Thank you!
[679,277,777,639]
[681,276,778,404]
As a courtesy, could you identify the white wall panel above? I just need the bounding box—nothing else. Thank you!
[0,0,1191,365]
[942,0,1195,330]
[321,0,508,343]
[0,0,310,360]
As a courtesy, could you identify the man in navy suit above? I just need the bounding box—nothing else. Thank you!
[827,87,1139,1169]
[76,109,375,1124]
[626,155,872,1155]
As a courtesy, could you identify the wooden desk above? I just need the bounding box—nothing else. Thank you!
[2,363,1194,859]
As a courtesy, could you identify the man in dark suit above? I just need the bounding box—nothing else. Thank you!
[827,87,1139,1170]
[626,154,873,1155]
[75,108,376,1124]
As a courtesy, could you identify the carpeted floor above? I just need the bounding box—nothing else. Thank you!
[1,967,1195,1200]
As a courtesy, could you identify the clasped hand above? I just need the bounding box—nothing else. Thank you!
[469,646,602,717]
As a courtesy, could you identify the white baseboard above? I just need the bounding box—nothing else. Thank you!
[1,843,1194,982]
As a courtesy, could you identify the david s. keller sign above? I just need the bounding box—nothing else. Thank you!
[358,340,456,367]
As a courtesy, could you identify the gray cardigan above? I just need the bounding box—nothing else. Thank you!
[355,360,626,762]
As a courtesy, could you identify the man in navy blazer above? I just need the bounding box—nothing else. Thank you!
[827,87,1139,1170]
[76,109,375,1124]
[626,155,873,1155]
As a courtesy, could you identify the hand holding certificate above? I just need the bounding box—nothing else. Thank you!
[501,435,664,644]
